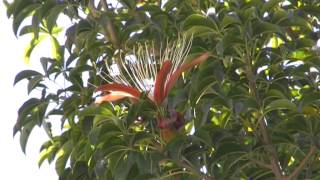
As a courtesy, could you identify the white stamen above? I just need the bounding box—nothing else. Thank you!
[110,64,120,76]
[102,35,193,99]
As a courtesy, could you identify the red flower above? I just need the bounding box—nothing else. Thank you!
[95,52,209,105]
[95,36,210,142]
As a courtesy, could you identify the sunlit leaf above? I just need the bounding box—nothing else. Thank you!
[24,35,46,64]
[55,140,72,175]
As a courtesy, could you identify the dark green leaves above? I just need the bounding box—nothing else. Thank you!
[14,70,43,85]
[183,14,218,36]
[14,97,49,153]
[261,0,282,13]
[8,0,320,179]
[265,99,298,113]
[19,118,37,153]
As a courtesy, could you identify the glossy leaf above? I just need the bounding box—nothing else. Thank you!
[7,0,320,179]
[55,140,72,175]
[265,99,297,113]
[27,75,43,94]
[24,35,46,64]
[13,70,43,85]
[20,120,37,153]
[183,14,218,35]
[261,0,281,13]
[12,3,40,35]
[45,4,65,34]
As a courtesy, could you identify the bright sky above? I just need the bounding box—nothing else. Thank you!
[0,3,58,180]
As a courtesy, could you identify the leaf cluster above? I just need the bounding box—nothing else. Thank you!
[7,0,320,179]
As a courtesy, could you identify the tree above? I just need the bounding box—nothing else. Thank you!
[6,0,320,179]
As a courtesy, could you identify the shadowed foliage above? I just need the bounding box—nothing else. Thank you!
[6,0,320,179]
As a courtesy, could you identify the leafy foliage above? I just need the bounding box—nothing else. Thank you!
[7,0,320,179]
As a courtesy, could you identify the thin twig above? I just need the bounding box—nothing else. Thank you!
[284,146,317,180]
[100,0,108,10]
[250,158,273,170]
[257,116,284,179]
[88,0,99,17]
[100,0,120,48]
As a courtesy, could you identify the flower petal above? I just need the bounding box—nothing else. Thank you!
[154,60,172,105]
[95,83,141,104]
[95,91,135,104]
[164,52,209,97]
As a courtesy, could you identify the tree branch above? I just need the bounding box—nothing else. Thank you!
[88,0,99,17]
[257,116,284,179]
[100,0,120,48]
[250,158,273,170]
[100,0,108,10]
[284,146,317,180]
[243,40,284,179]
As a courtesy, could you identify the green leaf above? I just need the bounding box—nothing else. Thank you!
[253,21,283,36]
[71,161,90,179]
[295,38,315,49]
[40,57,49,73]
[272,130,294,144]
[12,3,40,35]
[216,31,243,55]
[45,4,65,34]
[65,25,76,52]
[34,102,49,125]
[126,99,154,126]
[136,152,162,175]
[285,115,308,133]
[13,70,43,85]
[9,0,35,17]
[114,151,136,180]
[267,89,288,99]
[261,0,281,13]
[19,25,37,36]
[14,98,42,136]
[265,99,297,113]
[221,14,241,28]
[27,75,43,94]
[17,98,42,116]
[108,150,127,177]
[183,14,218,36]
[20,120,37,153]
[38,141,59,167]
[118,0,136,9]
[24,35,46,64]
[50,36,62,61]
[55,140,73,175]
[301,5,320,17]
[194,128,212,146]
[80,106,117,121]
[214,142,245,160]
[290,50,310,60]
[165,136,185,161]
